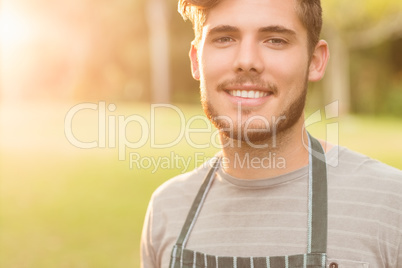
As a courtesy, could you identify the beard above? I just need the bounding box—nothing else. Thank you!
[201,74,308,146]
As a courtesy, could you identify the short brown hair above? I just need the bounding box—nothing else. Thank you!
[178,0,322,54]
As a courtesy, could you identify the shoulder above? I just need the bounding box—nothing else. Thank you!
[327,145,402,204]
[150,158,215,208]
[327,145,402,179]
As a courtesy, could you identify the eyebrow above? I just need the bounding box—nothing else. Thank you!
[258,25,296,36]
[206,24,296,36]
[206,25,239,35]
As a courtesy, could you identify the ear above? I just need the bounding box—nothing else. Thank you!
[189,44,200,81]
[308,40,330,82]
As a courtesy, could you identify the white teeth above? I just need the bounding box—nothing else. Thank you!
[229,90,269,99]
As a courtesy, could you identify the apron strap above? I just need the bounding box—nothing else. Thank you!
[175,157,221,248]
[308,133,328,254]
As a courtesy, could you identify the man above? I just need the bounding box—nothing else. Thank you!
[141,0,402,267]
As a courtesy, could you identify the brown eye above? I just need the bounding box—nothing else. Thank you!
[215,36,234,43]
[267,38,286,44]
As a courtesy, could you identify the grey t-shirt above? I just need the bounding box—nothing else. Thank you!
[141,146,402,267]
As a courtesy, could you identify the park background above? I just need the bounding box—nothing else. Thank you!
[1,0,401,267]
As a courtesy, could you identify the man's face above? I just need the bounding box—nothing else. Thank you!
[190,0,326,145]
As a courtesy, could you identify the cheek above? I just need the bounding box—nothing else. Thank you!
[265,51,309,86]
[200,48,234,83]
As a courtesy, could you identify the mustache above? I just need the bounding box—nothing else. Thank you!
[216,75,278,94]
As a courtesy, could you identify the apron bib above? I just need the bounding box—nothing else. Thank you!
[169,133,328,268]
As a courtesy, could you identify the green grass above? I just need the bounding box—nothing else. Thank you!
[1,101,401,267]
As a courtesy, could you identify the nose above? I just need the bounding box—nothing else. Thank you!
[233,38,264,74]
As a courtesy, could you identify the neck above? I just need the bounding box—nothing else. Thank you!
[220,118,310,180]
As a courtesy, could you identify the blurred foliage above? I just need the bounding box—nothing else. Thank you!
[323,0,402,30]
[349,36,402,115]
[72,0,151,101]
[320,0,402,116]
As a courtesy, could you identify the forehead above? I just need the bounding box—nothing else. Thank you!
[204,0,305,35]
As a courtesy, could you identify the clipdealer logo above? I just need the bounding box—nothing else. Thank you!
[64,101,339,171]
[64,102,286,158]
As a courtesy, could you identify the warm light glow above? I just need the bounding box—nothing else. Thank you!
[1,0,149,102]
[1,10,25,46]
[1,4,40,101]
[0,3,88,102]
[0,6,35,49]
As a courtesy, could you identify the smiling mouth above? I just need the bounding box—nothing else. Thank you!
[227,90,272,99]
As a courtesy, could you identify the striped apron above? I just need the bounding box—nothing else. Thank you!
[169,133,328,268]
